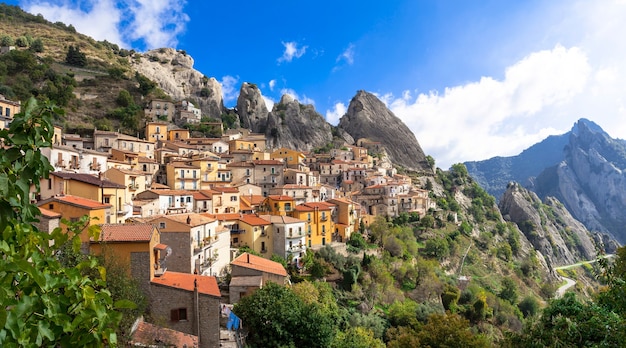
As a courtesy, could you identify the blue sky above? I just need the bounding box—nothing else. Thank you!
[6,0,626,169]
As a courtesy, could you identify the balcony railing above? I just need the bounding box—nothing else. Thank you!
[260,248,267,253]
[320,216,328,221]
[231,229,245,234]
[287,245,305,253]
[128,183,139,190]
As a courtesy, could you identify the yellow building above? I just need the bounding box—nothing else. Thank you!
[271,148,305,168]
[228,139,256,153]
[328,198,359,242]
[90,223,163,280]
[38,195,111,245]
[145,121,168,143]
[168,128,190,141]
[166,161,201,190]
[38,172,127,224]
[261,195,295,216]
[0,94,20,129]
[231,214,272,257]
[190,155,221,190]
[104,167,149,204]
[292,202,335,248]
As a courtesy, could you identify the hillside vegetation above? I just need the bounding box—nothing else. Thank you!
[1,5,623,347]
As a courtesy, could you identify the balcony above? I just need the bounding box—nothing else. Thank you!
[288,231,304,238]
[55,160,65,167]
[128,183,139,190]
[260,248,267,253]
[320,216,328,221]
[287,244,305,254]
[90,163,101,171]
[202,235,218,246]
[231,229,245,234]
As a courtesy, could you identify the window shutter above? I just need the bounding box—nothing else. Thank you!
[171,308,179,321]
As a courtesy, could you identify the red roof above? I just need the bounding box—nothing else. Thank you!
[212,186,239,193]
[130,320,197,347]
[38,207,61,218]
[239,214,271,226]
[45,195,111,210]
[267,195,295,201]
[95,223,156,242]
[232,253,288,277]
[151,271,221,297]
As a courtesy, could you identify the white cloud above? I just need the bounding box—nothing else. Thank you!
[269,79,276,91]
[388,45,592,169]
[263,96,275,111]
[21,0,189,49]
[23,0,126,46]
[336,43,355,65]
[325,102,346,126]
[125,0,190,49]
[280,88,315,105]
[220,75,239,104]
[277,41,307,63]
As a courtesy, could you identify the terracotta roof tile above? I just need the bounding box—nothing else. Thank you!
[42,195,111,210]
[232,253,287,277]
[38,207,61,218]
[267,195,295,201]
[239,214,271,226]
[130,321,198,347]
[94,223,156,242]
[151,271,221,297]
[149,213,216,227]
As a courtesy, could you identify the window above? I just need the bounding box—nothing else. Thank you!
[159,222,166,229]
[230,196,237,202]
[5,108,10,117]
[186,197,191,203]
[103,196,110,204]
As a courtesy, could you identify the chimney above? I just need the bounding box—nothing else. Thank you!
[186,215,191,225]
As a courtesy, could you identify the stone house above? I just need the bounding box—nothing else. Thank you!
[229,252,288,303]
[150,271,221,348]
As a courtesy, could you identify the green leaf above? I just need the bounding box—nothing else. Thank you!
[114,299,137,310]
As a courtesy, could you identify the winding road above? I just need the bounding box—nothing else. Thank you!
[553,254,614,298]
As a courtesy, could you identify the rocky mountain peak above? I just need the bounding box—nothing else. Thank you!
[337,90,432,173]
[236,82,269,132]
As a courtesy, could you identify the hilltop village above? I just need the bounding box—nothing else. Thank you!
[2,94,434,346]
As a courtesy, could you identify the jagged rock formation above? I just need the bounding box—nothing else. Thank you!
[499,182,597,267]
[338,90,432,173]
[265,94,333,152]
[131,48,224,119]
[532,120,626,243]
[236,82,269,133]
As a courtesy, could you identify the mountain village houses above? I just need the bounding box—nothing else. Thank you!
[5,95,434,347]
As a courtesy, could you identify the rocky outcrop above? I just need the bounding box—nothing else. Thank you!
[532,120,626,243]
[499,182,597,267]
[131,48,224,119]
[236,82,269,133]
[338,90,432,173]
[265,94,333,152]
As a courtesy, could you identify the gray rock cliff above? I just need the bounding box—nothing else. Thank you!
[265,94,334,152]
[532,120,626,243]
[131,48,224,119]
[338,90,432,173]
[499,182,597,267]
[236,82,269,133]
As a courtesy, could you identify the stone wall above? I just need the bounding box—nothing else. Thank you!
[149,283,220,348]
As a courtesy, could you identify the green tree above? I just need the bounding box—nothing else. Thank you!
[135,72,156,96]
[116,89,133,107]
[65,44,86,67]
[234,282,336,348]
[517,295,540,318]
[29,38,44,53]
[0,35,14,46]
[332,327,385,348]
[0,98,123,346]
[498,277,519,304]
